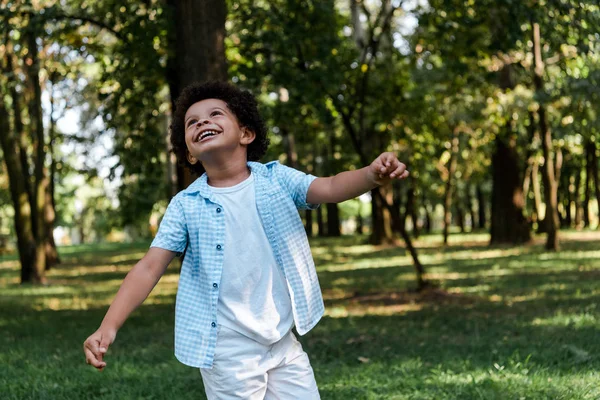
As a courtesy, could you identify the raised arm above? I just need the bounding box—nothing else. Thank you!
[307,152,409,204]
[83,247,177,370]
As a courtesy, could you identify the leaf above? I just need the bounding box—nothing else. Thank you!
[357,356,370,363]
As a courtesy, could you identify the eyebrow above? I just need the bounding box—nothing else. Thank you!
[185,107,227,125]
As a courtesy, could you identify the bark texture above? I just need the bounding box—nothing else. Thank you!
[490,136,531,245]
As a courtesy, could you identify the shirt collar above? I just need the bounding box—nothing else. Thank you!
[182,161,268,197]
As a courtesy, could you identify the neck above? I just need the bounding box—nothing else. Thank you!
[204,157,250,187]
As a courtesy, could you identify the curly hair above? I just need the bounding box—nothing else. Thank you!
[170,81,269,175]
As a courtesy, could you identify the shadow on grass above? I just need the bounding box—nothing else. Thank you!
[1,294,597,399]
[44,265,182,284]
[1,234,599,399]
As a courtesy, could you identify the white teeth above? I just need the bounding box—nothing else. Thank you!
[198,130,218,141]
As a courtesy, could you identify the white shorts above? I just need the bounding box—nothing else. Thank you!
[200,325,320,399]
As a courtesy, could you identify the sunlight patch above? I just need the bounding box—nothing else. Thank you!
[531,312,598,329]
[319,256,413,272]
[447,284,491,294]
[324,302,423,318]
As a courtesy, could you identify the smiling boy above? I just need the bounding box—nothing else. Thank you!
[83,81,409,399]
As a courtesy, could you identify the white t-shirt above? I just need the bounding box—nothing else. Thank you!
[210,172,294,345]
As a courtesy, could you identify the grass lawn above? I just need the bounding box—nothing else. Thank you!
[0,230,599,399]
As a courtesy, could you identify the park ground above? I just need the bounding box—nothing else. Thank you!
[0,230,599,399]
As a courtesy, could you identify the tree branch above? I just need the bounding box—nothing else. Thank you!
[15,8,127,42]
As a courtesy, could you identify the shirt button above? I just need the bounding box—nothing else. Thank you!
[216,244,222,250]
[211,322,216,328]
[216,207,222,213]
[213,283,218,288]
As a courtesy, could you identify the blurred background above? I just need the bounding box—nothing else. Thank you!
[1,0,599,281]
[1,1,599,399]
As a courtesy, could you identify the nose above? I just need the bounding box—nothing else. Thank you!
[195,118,210,127]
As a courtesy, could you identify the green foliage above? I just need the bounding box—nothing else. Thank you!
[78,0,171,227]
[2,0,598,241]
[228,0,350,171]
[410,0,600,216]
[1,0,171,237]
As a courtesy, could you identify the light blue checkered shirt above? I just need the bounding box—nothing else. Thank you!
[150,161,324,368]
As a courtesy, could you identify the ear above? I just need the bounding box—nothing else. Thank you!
[186,151,198,165]
[240,127,256,145]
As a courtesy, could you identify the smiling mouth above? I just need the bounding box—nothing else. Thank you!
[196,130,220,142]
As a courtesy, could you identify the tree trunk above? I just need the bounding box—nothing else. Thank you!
[490,135,531,244]
[423,193,433,233]
[443,127,459,245]
[538,110,560,249]
[405,179,419,237]
[356,202,364,235]
[522,164,532,204]
[282,128,299,169]
[370,189,385,244]
[466,185,476,231]
[531,158,543,225]
[522,111,537,219]
[456,204,465,233]
[574,166,583,228]
[305,210,313,237]
[583,141,592,227]
[0,97,41,284]
[562,172,572,228]
[323,131,340,237]
[396,186,408,232]
[46,79,60,268]
[316,206,325,236]
[78,213,86,244]
[26,27,48,279]
[370,187,393,245]
[374,188,427,289]
[476,186,486,229]
[166,0,228,190]
[590,141,600,228]
[6,52,33,208]
[44,187,59,268]
[326,203,341,237]
[533,23,559,250]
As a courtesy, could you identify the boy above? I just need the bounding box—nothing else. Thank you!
[83,81,409,399]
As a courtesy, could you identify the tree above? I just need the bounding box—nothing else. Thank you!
[165,0,228,191]
[228,0,428,287]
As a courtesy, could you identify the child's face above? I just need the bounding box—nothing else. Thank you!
[183,99,253,165]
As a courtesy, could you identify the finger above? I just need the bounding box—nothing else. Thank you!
[382,157,391,170]
[383,152,396,166]
[84,337,100,357]
[389,163,406,178]
[398,170,410,179]
[387,160,399,176]
[84,347,106,369]
[99,335,111,357]
[84,340,100,361]
[87,336,106,363]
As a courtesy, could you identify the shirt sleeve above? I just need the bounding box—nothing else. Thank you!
[150,196,188,255]
[274,162,320,210]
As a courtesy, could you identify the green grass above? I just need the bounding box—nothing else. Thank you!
[1,230,599,399]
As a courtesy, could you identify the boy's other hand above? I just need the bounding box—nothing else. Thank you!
[368,152,409,186]
[83,327,116,371]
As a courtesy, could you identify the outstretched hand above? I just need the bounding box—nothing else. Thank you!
[368,152,409,186]
[83,327,116,371]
